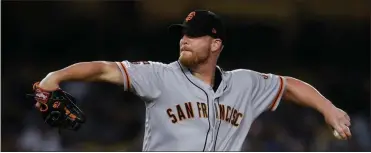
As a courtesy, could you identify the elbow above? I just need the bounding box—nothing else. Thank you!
[91,61,113,70]
[282,76,302,102]
[284,76,301,87]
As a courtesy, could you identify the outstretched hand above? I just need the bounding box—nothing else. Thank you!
[35,73,60,109]
[324,107,352,140]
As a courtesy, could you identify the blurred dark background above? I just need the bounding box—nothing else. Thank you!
[1,0,370,151]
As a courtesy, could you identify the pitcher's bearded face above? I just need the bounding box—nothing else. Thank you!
[179,35,212,68]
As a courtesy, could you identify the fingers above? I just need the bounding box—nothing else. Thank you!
[327,108,352,140]
[340,114,352,138]
[334,124,352,140]
[35,102,40,108]
[343,125,352,138]
[344,114,351,121]
[35,102,48,112]
[334,125,348,140]
[343,118,351,127]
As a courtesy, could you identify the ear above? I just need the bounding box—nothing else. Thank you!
[211,39,222,52]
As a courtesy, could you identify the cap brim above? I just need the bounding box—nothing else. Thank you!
[168,24,185,39]
[168,24,207,38]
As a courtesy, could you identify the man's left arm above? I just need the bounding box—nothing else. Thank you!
[282,76,352,140]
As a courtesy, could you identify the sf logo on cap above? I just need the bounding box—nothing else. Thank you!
[185,12,196,22]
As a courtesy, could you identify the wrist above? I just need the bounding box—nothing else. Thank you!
[47,71,63,82]
[316,100,335,116]
[39,71,62,91]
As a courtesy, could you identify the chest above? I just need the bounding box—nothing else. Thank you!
[158,73,252,128]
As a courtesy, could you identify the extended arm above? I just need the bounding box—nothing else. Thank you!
[38,61,123,90]
[38,60,163,101]
[282,76,352,139]
[282,76,333,114]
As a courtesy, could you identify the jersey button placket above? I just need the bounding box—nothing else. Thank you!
[206,90,216,151]
[212,97,221,151]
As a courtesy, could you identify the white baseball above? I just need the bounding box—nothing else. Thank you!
[333,127,349,140]
[333,130,342,139]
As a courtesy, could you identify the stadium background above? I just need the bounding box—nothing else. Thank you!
[2,0,370,151]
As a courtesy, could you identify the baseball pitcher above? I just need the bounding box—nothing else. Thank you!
[31,10,351,151]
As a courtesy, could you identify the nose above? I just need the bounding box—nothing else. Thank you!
[180,35,189,45]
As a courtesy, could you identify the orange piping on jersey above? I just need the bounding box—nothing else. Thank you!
[269,76,284,110]
[120,62,131,90]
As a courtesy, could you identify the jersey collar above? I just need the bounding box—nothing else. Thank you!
[177,61,228,95]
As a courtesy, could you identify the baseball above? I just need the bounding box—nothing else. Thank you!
[333,127,348,140]
[333,130,342,139]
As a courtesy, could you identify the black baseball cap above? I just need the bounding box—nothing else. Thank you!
[168,10,226,43]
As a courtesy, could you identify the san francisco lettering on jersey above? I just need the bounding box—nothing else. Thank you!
[166,102,244,127]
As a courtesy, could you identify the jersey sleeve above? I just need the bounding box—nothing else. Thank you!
[246,70,286,115]
[115,60,164,101]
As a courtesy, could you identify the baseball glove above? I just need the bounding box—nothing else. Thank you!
[28,82,86,131]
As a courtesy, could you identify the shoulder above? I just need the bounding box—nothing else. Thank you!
[125,60,185,74]
[226,68,269,82]
[167,61,185,71]
[228,69,258,77]
[123,60,165,66]
[123,60,172,69]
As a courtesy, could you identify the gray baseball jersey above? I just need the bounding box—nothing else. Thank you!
[116,60,286,151]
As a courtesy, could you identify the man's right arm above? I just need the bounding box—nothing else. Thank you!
[39,60,165,103]
[39,61,123,90]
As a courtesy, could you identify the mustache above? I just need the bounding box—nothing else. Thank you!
[180,46,193,52]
